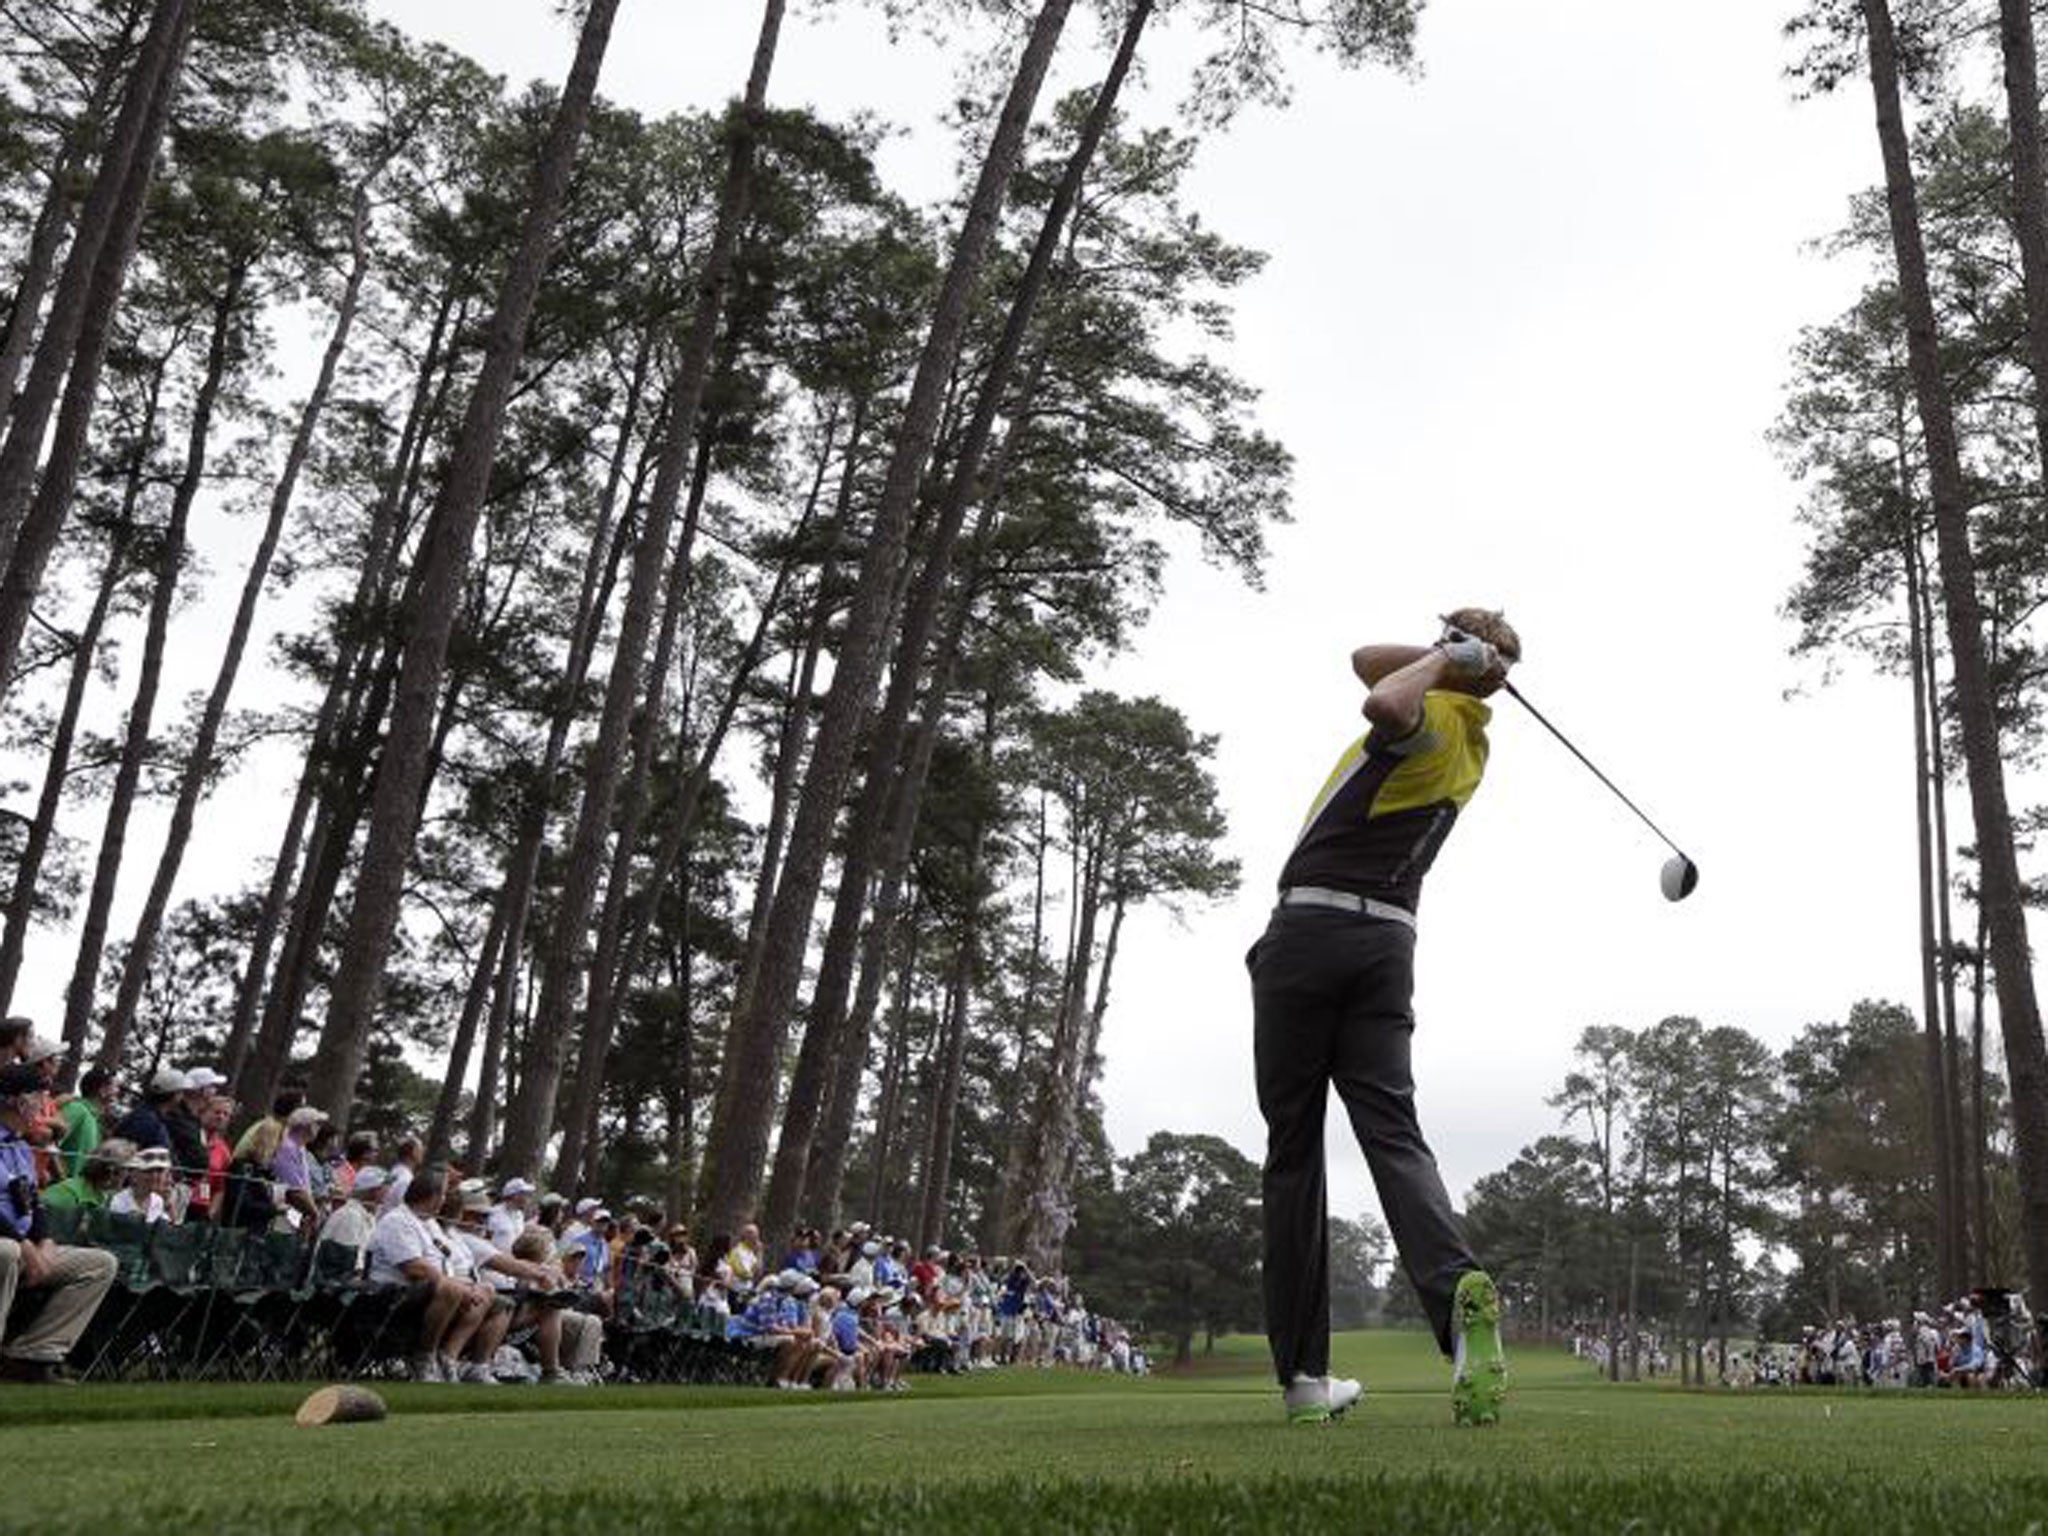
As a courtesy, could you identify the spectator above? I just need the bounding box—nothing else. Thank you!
[534,1192,567,1237]
[55,1066,115,1180]
[306,1122,342,1205]
[874,1240,910,1292]
[858,1285,911,1391]
[379,1134,423,1213]
[21,1037,64,1155]
[317,1164,386,1271]
[785,1226,820,1274]
[848,1240,879,1290]
[366,1163,490,1383]
[111,1067,186,1151]
[232,1086,304,1161]
[664,1224,697,1297]
[911,1244,941,1298]
[44,1137,136,1212]
[0,1062,118,1383]
[726,1222,764,1293]
[190,1092,234,1223]
[163,1075,209,1206]
[219,1116,282,1232]
[272,1106,327,1231]
[997,1261,1032,1364]
[489,1177,536,1251]
[437,1183,514,1385]
[336,1132,377,1197]
[109,1146,175,1223]
[510,1228,603,1384]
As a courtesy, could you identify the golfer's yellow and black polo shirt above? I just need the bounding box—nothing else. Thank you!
[1276,690,1491,914]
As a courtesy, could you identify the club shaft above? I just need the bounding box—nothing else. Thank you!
[1502,681,1687,858]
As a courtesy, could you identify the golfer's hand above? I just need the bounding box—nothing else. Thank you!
[1435,635,1499,678]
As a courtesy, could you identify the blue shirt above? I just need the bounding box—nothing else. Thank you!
[998,1275,1028,1316]
[874,1257,907,1288]
[729,1294,783,1339]
[776,1295,808,1329]
[0,1125,40,1239]
[111,1102,170,1151]
[789,1247,820,1274]
[831,1305,859,1352]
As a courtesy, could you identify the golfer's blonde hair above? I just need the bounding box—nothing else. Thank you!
[1444,607,1521,664]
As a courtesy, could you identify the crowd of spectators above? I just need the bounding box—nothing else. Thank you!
[1564,1291,2042,1391]
[0,1018,1145,1387]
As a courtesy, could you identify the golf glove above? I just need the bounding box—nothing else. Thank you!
[1435,634,1499,678]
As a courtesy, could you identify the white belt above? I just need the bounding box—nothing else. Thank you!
[1277,886,1416,929]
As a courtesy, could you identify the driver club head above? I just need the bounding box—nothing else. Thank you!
[1660,854,1699,903]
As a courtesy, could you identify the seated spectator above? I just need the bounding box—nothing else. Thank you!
[809,1282,861,1391]
[55,1066,115,1180]
[379,1134,423,1214]
[785,1226,819,1274]
[317,1164,386,1271]
[109,1146,175,1223]
[533,1191,567,1238]
[488,1178,536,1251]
[725,1222,764,1293]
[509,1228,602,1384]
[272,1106,328,1231]
[858,1285,912,1391]
[562,1208,613,1292]
[365,1163,490,1383]
[663,1224,697,1298]
[437,1184,514,1385]
[306,1121,341,1205]
[874,1240,910,1292]
[111,1067,185,1152]
[0,1061,118,1383]
[728,1271,817,1389]
[848,1240,880,1290]
[43,1137,135,1212]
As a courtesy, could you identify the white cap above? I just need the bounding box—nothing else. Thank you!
[182,1067,227,1091]
[574,1197,601,1216]
[285,1105,329,1131]
[23,1035,61,1066]
[861,1241,880,1257]
[353,1166,390,1194]
[500,1177,536,1199]
[456,1176,489,1198]
[148,1067,190,1096]
[128,1146,173,1171]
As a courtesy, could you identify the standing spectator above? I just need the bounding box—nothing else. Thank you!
[318,1164,386,1271]
[272,1106,328,1231]
[163,1076,208,1199]
[190,1092,234,1222]
[997,1261,1031,1364]
[111,1068,185,1151]
[911,1245,942,1299]
[55,1066,115,1179]
[366,1164,490,1383]
[219,1117,282,1232]
[380,1134,423,1213]
[336,1132,377,1197]
[109,1146,175,1223]
[232,1086,304,1160]
[0,1062,118,1382]
[489,1178,535,1251]
[44,1138,135,1212]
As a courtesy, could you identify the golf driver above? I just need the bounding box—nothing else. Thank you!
[1500,679,1699,902]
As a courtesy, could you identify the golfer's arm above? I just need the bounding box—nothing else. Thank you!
[1351,643,1434,686]
[1360,645,1454,736]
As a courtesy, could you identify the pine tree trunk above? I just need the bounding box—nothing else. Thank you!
[1904,526,1960,1298]
[1913,533,1970,1274]
[105,189,373,1054]
[1972,906,1990,1281]
[0,352,163,1014]
[424,882,510,1164]
[982,790,1049,1253]
[863,900,924,1226]
[0,0,191,580]
[1863,0,2048,1297]
[0,1,195,697]
[496,1,785,1179]
[547,436,716,1187]
[223,282,462,1088]
[0,0,148,431]
[1013,835,1101,1269]
[700,0,1075,1237]
[762,7,1135,1233]
[308,0,622,1121]
[71,272,241,1073]
[1998,0,2048,485]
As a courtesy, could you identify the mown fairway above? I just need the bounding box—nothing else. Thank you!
[6,1331,2048,1534]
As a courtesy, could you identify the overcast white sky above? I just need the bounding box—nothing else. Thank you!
[17,1,2017,1221]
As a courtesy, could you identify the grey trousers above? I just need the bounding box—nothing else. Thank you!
[1250,907,1478,1384]
[0,1238,118,1363]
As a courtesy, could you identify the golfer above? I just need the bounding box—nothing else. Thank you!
[1249,608,1516,1427]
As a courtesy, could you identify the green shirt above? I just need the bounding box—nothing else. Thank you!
[57,1097,100,1180]
[41,1174,105,1210]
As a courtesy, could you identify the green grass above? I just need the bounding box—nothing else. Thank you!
[4,1331,2047,1533]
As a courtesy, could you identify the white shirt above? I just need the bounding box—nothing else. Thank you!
[379,1163,414,1215]
[487,1204,525,1253]
[368,1204,446,1286]
[319,1200,376,1264]
[110,1189,168,1224]
[458,1229,513,1290]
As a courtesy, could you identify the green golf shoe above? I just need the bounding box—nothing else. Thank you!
[1451,1269,1507,1427]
